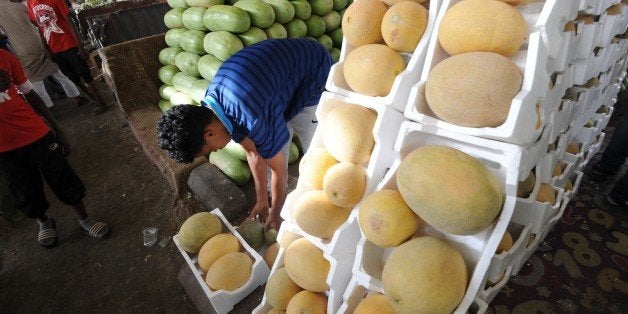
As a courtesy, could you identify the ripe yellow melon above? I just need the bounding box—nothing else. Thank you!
[382,0,426,5]
[293,190,352,239]
[284,238,330,292]
[323,162,367,207]
[205,252,252,291]
[198,233,240,272]
[552,163,563,177]
[425,51,522,127]
[343,44,406,97]
[323,103,377,164]
[341,0,388,47]
[536,183,556,204]
[268,308,285,314]
[264,242,280,268]
[286,290,327,314]
[278,230,301,249]
[266,267,303,310]
[496,230,513,253]
[564,180,573,191]
[564,21,576,32]
[354,293,396,314]
[496,0,535,4]
[608,4,623,15]
[396,145,503,235]
[577,14,595,24]
[382,236,467,313]
[299,147,338,189]
[381,1,428,52]
[358,189,421,247]
[178,212,223,253]
[438,0,527,56]
[566,142,580,154]
[517,170,536,198]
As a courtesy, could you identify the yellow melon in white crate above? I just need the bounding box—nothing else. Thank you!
[177,212,222,253]
[205,252,253,291]
[286,290,328,314]
[322,162,367,207]
[322,103,377,164]
[381,1,428,53]
[298,147,338,189]
[343,44,407,97]
[341,0,388,47]
[197,233,241,272]
[284,238,330,292]
[293,190,352,240]
[265,267,303,310]
[354,293,396,314]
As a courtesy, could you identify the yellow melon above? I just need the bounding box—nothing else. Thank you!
[178,212,223,253]
[438,0,527,57]
[396,145,503,235]
[564,21,576,32]
[382,236,467,313]
[381,1,428,52]
[566,142,580,154]
[552,163,563,177]
[358,189,421,247]
[496,0,535,4]
[322,103,377,164]
[564,180,573,191]
[354,293,396,314]
[284,238,330,292]
[577,14,595,24]
[278,230,301,249]
[496,230,513,253]
[264,242,280,268]
[265,267,303,310]
[517,170,536,198]
[341,0,388,47]
[205,252,252,291]
[608,4,623,15]
[536,183,556,204]
[198,233,241,272]
[299,147,338,189]
[382,0,426,5]
[286,290,328,314]
[268,308,285,314]
[293,190,352,239]
[343,44,406,97]
[323,162,367,207]
[425,51,522,127]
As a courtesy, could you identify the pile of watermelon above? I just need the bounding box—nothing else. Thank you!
[157,0,349,113]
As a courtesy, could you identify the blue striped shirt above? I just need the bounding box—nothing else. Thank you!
[202,38,332,159]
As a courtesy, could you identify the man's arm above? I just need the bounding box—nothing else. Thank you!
[240,137,270,219]
[265,152,287,230]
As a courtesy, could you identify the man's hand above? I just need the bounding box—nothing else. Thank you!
[265,214,282,231]
[247,199,270,222]
[0,69,12,92]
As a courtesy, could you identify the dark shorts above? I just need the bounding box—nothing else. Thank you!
[53,47,94,84]
[0,132,85,218]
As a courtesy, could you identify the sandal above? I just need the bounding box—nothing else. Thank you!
[81,221,110,240]
[38,218,57,248]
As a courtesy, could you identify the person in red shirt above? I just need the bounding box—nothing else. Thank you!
[26,0,107,114]
[0,49,110,247]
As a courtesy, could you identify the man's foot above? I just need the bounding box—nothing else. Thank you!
[37,218,57,248]
[80,217,110,240]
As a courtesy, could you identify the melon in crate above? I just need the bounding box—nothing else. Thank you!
[381,1,428,53]
[354,293,396,314]
[322,103,377,164]
[343,44,406,97]
[286,290,328,313]
[284,238,330,292]
[322,162,367,207]
[205,252,253,291]
[293,190,351,240]
[265,267,303,310]
[341,0,388,47]
[177,212,222,253]
[197,233,241,272]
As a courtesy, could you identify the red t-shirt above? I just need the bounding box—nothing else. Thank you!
[0,50,50,152]
[27,0,78,53]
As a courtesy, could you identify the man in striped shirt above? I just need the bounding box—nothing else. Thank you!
[158,38,332,230]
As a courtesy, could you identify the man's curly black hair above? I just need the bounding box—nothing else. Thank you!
[156,105,216,163]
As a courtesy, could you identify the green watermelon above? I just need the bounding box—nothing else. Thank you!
[265,23,287,38]
[167,0,189,9]
[180,29,206,55]
[288,142,299,164]
[159,47,182,65]
[332,0,347,10]
[321,10,340,32]
[310,0,332,15]
[330,47,340,63]
[182,7,208,31]
[158,99,174,113]
[186,0,224,7]
[158,65,179,85]
[328,27,342,48]
[234,0,276,29]
[204,31,244,61]
[172,72,198,94]
[210,149,252,186]
[264,228,278,244]
[165,28,187,47]
[304,15,325,37]
[164,8,186,29]
[291,0,311,20]
[284,18,307,38]
[175,52,201,78]
[203,5,251,33]
[159,84,178,100]
[316,34,332,51]
[191,79,210,102]
[338,7,346,20]
[223,140,248,160]
[264,0,295,24]
[198,54,223,81]
[237,217,265,249]
[237,27,268,46]
[170,91,195,105]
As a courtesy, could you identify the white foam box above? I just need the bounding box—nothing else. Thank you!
[562,170,585,200]
[616,4,628,34]
[352,121,521,313]
[511,231,543,275]
[546,29,578,73]
[252,224,355,314]
[550,159,576,188]
[539,191,568,242]
[173,209,271,314]
[281,92,405,256]
[575,144,597,172]
[579,0,619,15]
[594,13,619,47]
[588,133,606,156]
[403,0,550,146]
[575,19,599,59]
[549,99,578,139]
[325,0,442,112]
[483,221,532,289]
[545,63,576,112]
[520,124,552,179]
[561,144,584,166]
[536,0,579,58]
[573,122,603,149]
[594,106,615,130]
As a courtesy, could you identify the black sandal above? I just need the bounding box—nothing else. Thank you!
[38,218,57,248]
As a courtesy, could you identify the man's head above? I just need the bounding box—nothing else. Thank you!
[156,105,231,163]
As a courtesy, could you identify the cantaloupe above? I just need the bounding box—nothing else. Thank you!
[322,104,377,164]
[382,0,426,6]
[425,51,522,127]
[396,145,503,235]
[178,212,222,253]
[381,1,428,53]
[343,44,406,97]
[564,21,576,32]
[566,142,580,154]
[536,183,556,204]
[358,189,421,247]
[264,242,280,268]
[198,233,241,272]
[278,230,301,249]
[323,162,367,207]
[299,147,338,189]
[284,238,330,292]
[382,236,467,313]
[286,290,327,314]
[205,252,252,291]
[517,170,536,198]
[266,267,303,310]
[564,180,573,191]
[341,0,388,47]
[438,0,527,57]
[293,190,351,239]
[354,293,396,314]
[552,163,563,177]
[496,231,513,253]
[268,308,285,314]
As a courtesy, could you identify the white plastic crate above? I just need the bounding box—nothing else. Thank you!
[595,12,620,47]
[561,146,584,166]
[338,278,381,314]
[546,29,578,73]
[562,170,585,200]
[520,125,552,180]
[575,19,598,59]
[352,121,521,313]
[549,99,578,139]
[575,145,597,172]
[173,209,271,314]
[484,222,532,287]
[477,264,514,305]
[579,0,619,15]
[573,122,603,149]
[252,226,354,314]
[550,159,576,188]
[325,0,442,112]
[536,0,579,58]
[616,4,628,34]
[546,63,576,112]
[403,0,551,145]
[594,106,615,130]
